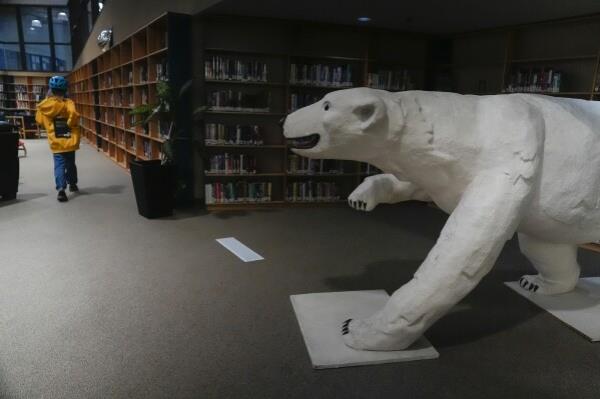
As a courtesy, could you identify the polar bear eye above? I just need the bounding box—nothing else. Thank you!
[323,101,331,111]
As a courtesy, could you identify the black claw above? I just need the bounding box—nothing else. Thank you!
[342,330,349,335]
[533,284,539,292]
[519,278,526,287]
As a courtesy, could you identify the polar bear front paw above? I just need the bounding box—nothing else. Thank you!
[348,178,380,211]
[341,315,416,351]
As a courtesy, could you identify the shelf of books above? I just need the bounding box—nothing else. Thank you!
[580,243,600,254]
[0,72,53,114]
[69,13,187,170]
[199,20,420,210]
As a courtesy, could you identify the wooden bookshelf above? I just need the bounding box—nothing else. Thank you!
[0,71,54,114]
[580,243,600,253]
[443,15,600,100]
[196,15,427,210]
[68,13,191,171]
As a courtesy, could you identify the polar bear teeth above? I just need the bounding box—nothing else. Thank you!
[287,133,320,149]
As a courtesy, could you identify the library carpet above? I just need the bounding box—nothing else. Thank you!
[0,139,599,399]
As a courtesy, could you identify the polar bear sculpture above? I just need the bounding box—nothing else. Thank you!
[282,88,600,351]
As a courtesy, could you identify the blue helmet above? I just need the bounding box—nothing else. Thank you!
[49,75,67,91]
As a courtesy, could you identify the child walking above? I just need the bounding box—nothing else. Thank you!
[36,76,81,202]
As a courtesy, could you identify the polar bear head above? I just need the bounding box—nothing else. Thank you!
[283,88,399,161]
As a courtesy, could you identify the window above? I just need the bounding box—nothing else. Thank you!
[52,8,71,43]
[0,43,21,70]
[54,45,72,71]
[25,44,52,71]
[21,7,50,43]
[0,7,21,70]
[0,5,73,71]
[0,7,19,42]
[87,1,93,33]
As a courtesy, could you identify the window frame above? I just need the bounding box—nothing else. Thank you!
[0,4,72,72]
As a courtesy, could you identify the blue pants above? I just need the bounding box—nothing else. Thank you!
[53,151,78,191]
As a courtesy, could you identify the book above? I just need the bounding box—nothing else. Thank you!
[290,92,322,112]
[205,181,272,203]
[505,67,562,93]
[287,155,344,174]
[205,56,268,82]
[367,69,414,91]
[290,63,353,87]
[139,65,147,83]
[208,90,271,112]
[206,153,257,174]
[204,123,263,145]
[286,181,339,202]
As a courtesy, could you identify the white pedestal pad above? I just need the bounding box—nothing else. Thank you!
[290,290,439,369]
[505,277,600,341]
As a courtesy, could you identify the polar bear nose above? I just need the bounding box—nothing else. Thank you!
[279,116,287,128]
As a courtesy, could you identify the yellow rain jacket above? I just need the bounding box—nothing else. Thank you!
[35,96,81,153]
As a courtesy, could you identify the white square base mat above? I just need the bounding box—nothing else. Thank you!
[505,277,600,341]
[290,290,439,369]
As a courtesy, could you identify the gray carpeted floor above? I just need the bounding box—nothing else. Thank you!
[1,140,599,398]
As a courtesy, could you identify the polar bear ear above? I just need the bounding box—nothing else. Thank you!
[353,98,386,132]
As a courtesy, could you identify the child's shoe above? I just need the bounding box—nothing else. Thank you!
[69,184,79,192]
[57,190,68,202]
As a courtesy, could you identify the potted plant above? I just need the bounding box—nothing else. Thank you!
[129,80,190,218]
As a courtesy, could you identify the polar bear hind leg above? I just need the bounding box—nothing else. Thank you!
[518,233,580,295]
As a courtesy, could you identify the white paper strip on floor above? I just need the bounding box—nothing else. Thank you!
[290,290,439,369]
[216,237,264,262]
[505,277,600,342]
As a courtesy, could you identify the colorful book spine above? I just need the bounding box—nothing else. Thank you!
[205,181,272,203]
[204,123,263,145]
[205,56,268,82]
[289,63,353,87]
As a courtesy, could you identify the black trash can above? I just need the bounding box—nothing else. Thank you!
[130,159,175,218]
[0,122,19,201]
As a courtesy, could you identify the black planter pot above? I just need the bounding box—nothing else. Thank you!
[130,159,175,218]
[0,123,19,201]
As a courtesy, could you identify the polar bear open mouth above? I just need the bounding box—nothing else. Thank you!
[286,133,320,149]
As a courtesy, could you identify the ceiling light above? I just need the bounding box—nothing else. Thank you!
[357,17,371,22]
[57,12,68,21]
[31,19,42,28]
[29,26,35,31]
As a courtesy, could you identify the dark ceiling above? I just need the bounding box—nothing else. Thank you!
[204,0,600,33]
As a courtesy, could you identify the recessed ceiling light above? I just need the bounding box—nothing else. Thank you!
[31,19,42,28]
[357,17,371,22]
